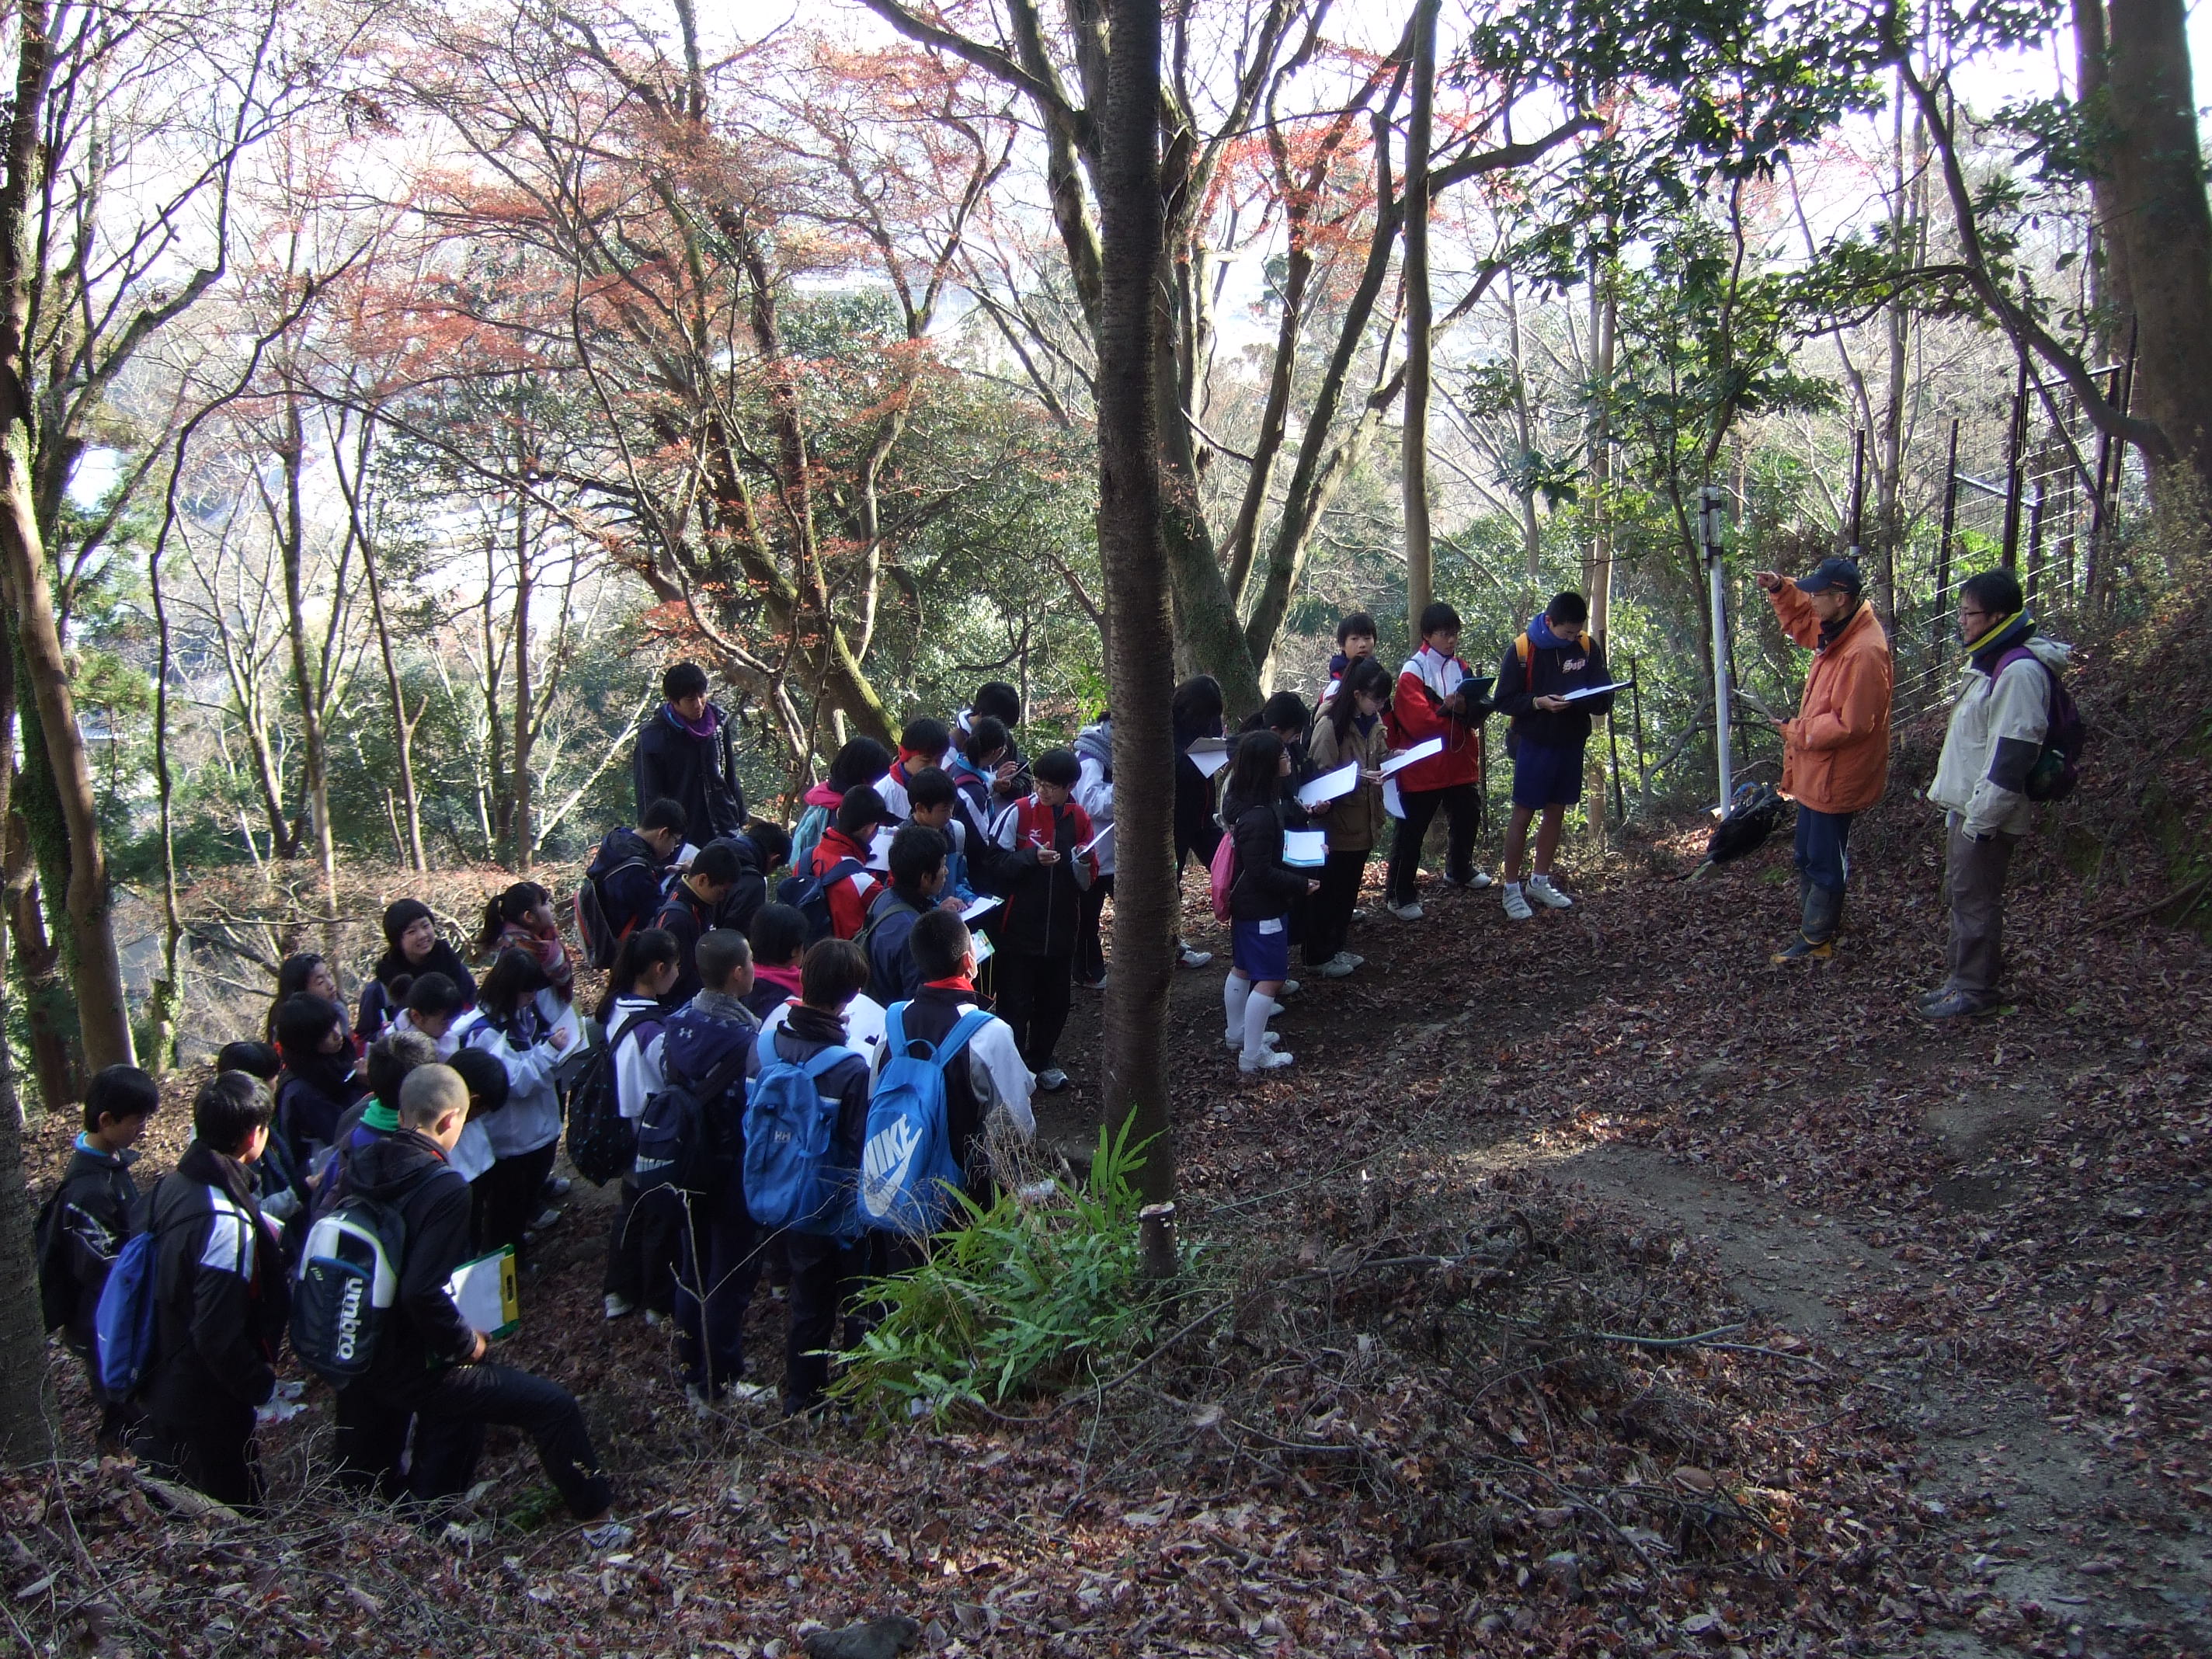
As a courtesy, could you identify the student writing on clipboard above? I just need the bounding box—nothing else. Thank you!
[1383,600,1495,920]
[1494,590,1617,920]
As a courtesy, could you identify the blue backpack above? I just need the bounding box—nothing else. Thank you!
[743,1026,861,1236]
[92,1178,187,1397]
[775,857,864,943]
[859,1003,993,1237]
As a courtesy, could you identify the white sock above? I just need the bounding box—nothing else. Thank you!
[1223,974,1252,1042]
[1242,993,1278,1062]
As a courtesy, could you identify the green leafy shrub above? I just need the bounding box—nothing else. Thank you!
[828,1120,1181,1429]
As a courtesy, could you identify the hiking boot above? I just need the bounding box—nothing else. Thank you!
[1240,1048,1294,1074]
[1316,951,1357,979]
[1177,945,1213,969]
[1917,988,1998,1021]
[1771,933,1833,962]
[1501,886,1534,921]
[1527,875,1574,909]
[603,1293,635,1322]
[1772,883,1841,962]
[1388,900,1423,921]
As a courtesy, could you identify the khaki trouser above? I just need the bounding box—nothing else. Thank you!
[1944,816,2018,1003]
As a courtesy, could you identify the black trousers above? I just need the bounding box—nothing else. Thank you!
[341,1362,611,1520]
[1305,848,1370,965]
[473,1141,558,1264]
[603,1180,684,1313]
[674,1194,765,1396]
[1385,783,1481,905]
[139,1397,259,1510]
[781,1233,865,1413]
[1076,874,1114,983]
[997,951,1074,1070]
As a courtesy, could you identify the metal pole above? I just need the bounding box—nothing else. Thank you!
[1700,483,1732,811]
[2025,482,2046,606]
[1608,686,1627,823]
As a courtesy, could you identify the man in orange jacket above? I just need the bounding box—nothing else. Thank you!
[1751,558,1893,962]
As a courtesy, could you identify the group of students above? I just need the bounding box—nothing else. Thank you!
[1174,594,1619,1072]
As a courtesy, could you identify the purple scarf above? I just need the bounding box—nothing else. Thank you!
[667,701,722,742]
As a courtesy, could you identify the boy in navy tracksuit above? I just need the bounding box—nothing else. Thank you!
[863,823,952,1004]
[1494,590,1614,919]
[988,749,1098,1094]
[661,930,767,1407]
[36,1065,158,1449]
[746,939,875,1414]
[137,1074,290,1508]
[586,798,689,941]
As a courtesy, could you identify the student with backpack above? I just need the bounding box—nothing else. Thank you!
[958,681,1033,806]
[989,749,1098,1093]
[654,838,743,1002]
[37,1065,158,1450]
[130,1073,290,1509]
[450,948,579,1264]
[653,930,770,1407]
[1918,569,2078,1019]
[356,901,478,1041]
[1222,732,1320,1073]
[592,929,683,1322]
[1304,656,1392,978]
[1318,610,1380,712]
[1384,600,1494,919]
[274,993,367,1173]
[577,797,688,969]
[786,786,889,942]
[906,767,986,902]
[946,714,1014,850]
[1494,590,1615,920]
[862,823,952,1004]
[744,903,809,1021]
[863,909,1035,1236]
[326,1064,621,1532]
[1073,713,1115,989]
[714,820,792,937]
[877,715,955,822]
[744,938,875,1414]
[791,737,892,875]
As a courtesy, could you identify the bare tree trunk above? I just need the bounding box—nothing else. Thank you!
[147,506,183,1074]
[510,481,535,870]
[273,388,336,914]
[1400,0,1438,640]
[342,412,426,871]
[0,844,54,1462]
[1582,266,1616,837]
[2075,0,2134,362]
[0,0,130,1073]
[1097,0,1174,1205]
[2106,0,2212,485]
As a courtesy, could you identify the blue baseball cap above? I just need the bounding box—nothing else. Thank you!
[1794,557,1863,596]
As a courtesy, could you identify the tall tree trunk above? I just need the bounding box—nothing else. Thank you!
[1400,0,1438,639]
[0,0,130,1073]
[2075,0,2134,363]
[2105,0,2212,486]
[1097,0,1174,1205]
[510,483,535,870]
[344,413,426,871]
[1582,266,1616,836]
[275,389,336,913]
[0,805,53,1461]
[147,510,183,1074]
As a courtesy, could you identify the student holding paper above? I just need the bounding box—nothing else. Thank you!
[1494,591,1616,919]
[1222,732,1320,1073]
[1304,656,1392,976]
[1073,712,1116,988]
[990,749,1099,1092]
[1384,601,1494,919]
[1169,676,1224,969]
[336,1064,621,1532]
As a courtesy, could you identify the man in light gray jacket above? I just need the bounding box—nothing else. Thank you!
[1918,569,2073,1019]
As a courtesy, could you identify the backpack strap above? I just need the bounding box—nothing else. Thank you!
[885,1000,910,1055]
[802,1044,859,1080]
[934,1009,994,1073]
[607,1007,659,1054]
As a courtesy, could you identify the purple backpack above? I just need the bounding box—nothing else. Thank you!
[1989,646,2084,802]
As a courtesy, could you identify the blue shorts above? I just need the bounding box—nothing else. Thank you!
[1231,917,1291,980]
[1511,739,1585,809]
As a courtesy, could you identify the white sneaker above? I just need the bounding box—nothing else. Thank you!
[1279,979,1301,996]
[1527,875,1574,909]
[603,1293,635,1321]
[1444,869,1496,890]
[1340,952,1365,969]
[642,1309,663,1329]
[1177,945,1213,969]
[1502,886,1534,921]
[1388,900,1423,921]
[580,1521,634,1552]
[1316,951,1356,979]
[1239,1048,1295,1073]
[1226,1028,1282,1053]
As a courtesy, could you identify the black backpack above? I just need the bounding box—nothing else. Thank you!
[33,1185,79,1334]
[290,1167,447,1384]
[565,1008,659,1187]
[575,857,652,971]
[775,857,864,943]
[633,1046,751,1196]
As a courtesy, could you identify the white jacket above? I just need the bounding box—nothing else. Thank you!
[603,994,670,1120]
[1928,634,2072,839]
[1075,735,1116,877]
[451,989,581,1158]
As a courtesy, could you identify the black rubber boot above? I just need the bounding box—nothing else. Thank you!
[1772,882,1841,962]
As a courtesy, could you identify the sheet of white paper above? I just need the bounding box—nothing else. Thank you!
[1184,737,1230,780]
[1383,777,1405,820]
[1295,760,1360,809]
[446,1248,516,1337]
[1078,822,1114,857]
[1379,737,1444,777]
[1282,828,1327,868]
[958,895,1001,923]
[1560,680,1631,702]
[450,1120,494,1182]
[867,826,896,871]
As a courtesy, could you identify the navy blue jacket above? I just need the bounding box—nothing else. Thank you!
[1495,618,1614,750]
[633,701,746,841]
[862,886,930,1003]
[589,827,673,938]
